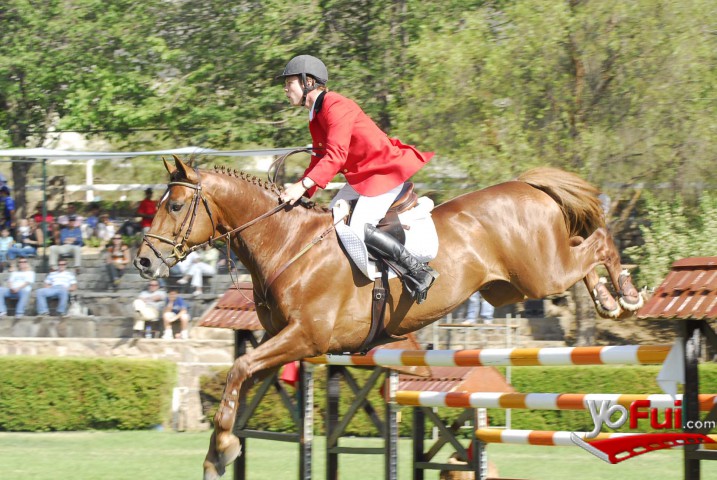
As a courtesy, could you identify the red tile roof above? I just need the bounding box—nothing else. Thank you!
[637,257,717,320]
[398,366,514,393]
[197,282,263,330]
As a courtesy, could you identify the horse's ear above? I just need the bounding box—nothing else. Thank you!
[172,154,199,183]
[162,157,177,175]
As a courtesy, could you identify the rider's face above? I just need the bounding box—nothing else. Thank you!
[284,76,305,107]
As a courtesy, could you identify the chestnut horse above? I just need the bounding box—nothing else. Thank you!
[134,156,642,479]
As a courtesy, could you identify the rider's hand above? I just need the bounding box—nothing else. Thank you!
[280,181,308,205]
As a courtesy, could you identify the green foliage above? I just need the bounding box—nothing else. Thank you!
[201,364,717,438]
[0,357,176,432]
[625,192,717,288]
[1,0,716,208]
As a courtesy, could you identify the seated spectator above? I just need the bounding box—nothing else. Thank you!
[0,228,13,269]
[177,245,219,296]
[162,289,190,340]
[105,234,131,290]
[48,215,83,270]
[8,218,43,260]
[132,281,167,337]
[0,259,36,317]
[118,217,142,238]
[32,209,54,226]
[36,260,77,317]
[96,214,116,243]
[83,203,101,239]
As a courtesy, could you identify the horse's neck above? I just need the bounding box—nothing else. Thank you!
[211,175,328,279]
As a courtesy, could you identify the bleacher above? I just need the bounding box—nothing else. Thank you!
[0,248,243,339]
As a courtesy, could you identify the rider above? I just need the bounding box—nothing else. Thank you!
[277,54,438,303]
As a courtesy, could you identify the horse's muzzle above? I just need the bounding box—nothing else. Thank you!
[133,255,170,279]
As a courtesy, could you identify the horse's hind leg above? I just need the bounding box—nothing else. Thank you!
[203,322,323,480]
[571,228,643,318]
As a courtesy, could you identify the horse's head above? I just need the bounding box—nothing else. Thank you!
[134,155,218,279]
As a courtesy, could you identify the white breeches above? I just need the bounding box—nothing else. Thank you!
[329,183,403,242]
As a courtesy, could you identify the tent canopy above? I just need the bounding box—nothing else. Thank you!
[0,146,305,160]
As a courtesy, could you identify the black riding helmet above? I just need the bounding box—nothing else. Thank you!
[277,55,328,106]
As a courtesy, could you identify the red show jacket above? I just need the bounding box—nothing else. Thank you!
[303,91,434,198]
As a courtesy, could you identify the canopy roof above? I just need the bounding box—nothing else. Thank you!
[0,146,304,161]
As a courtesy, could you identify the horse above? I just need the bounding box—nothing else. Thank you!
[134,156,643,479]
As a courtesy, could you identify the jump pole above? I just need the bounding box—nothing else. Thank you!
[306,344,671,368]
[395,392,717,411]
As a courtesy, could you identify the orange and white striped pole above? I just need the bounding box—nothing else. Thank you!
[394,392,717,411]
[306,344,671,367]
[475,429,717,446]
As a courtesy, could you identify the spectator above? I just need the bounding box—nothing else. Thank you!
[49,221,62,246]
[0,186,16,235]
[132,281,167,337]
[35,260,77,317]
[177,245,219,296]
[464,291,495,324]
[137,188,157,233]
[162,289,191,340]
[32,208,54,226]
[8,218,43,260]
[0,228,13,269]
[48,215,83,270]
[96,213,116,243]
[83,204,101,239]
[105,234,131,290]
[118,217,141,238]
[0,259,36,317]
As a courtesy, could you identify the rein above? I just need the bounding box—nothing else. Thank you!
[142,166,345,308]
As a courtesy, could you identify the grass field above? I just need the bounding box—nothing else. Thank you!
[0,431,715,479]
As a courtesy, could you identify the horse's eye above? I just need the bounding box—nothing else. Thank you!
[170,203,183,213]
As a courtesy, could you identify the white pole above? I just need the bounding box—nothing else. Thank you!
[85,159,95,202]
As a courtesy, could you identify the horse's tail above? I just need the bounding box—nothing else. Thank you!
[517,167,605,238]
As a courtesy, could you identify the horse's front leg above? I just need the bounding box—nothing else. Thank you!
[203,321,326,480]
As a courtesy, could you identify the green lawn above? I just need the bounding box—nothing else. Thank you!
[0,431,715,479]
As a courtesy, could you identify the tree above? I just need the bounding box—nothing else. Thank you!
[0,0,171,214]
[396,0,717,194]
[625,193,717,288]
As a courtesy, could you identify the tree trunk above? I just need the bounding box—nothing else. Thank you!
[571,283,596,346]
[11,160,33,218]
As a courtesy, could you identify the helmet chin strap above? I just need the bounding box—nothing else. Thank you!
[300,73,317,107]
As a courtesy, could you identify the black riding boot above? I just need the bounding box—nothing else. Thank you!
[364,224,438,304]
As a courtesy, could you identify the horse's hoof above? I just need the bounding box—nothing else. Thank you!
[593,278,621,318]
[617,270,643,312]
[595,302,622,319]
[216,432,242,466]
[619,292,645,312]
[203,458,225,480]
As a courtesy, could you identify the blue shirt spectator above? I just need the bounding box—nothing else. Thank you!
[0,186,16,231]
[59,221,84,246]
[166,294,189,314]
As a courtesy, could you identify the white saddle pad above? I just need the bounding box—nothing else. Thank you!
[332,197,439,280]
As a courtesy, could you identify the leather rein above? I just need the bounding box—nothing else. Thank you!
[141,167,342,307]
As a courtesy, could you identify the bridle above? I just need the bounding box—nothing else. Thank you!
[141,158,345,312]
[142,169,287,268]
